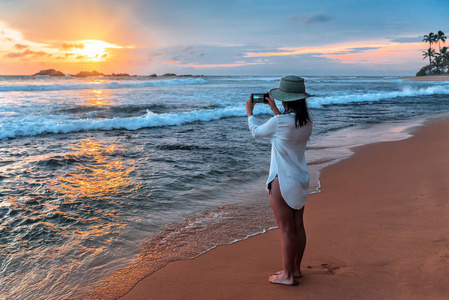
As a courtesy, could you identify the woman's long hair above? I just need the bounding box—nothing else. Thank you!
[282,99,311,128]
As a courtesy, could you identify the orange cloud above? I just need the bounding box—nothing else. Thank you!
[61,42,85,50]
[5,49,50,58]
[322,42,423,64]
[246,42,387,57]
[246,41,424,65]
[14,43,27,49]
[0,1,146,48]
[0,20,138,74]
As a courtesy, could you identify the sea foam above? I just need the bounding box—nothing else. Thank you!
[0,105,273,140]
[308,85,449,108]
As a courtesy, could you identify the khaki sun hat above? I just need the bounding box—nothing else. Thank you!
[269,75,314,102]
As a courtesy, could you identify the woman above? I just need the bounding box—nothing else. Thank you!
[246,75,313,286]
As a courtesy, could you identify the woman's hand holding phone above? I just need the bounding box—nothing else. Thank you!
[266,93,281,116]
[247,93,280,117]
[246,95,255,117]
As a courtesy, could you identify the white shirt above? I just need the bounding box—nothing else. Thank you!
[248,114,312,209]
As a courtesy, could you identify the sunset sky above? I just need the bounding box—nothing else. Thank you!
[0,0,448,76]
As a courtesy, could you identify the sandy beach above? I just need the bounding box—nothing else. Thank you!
[116,116,449,300]
[405,75,449,81]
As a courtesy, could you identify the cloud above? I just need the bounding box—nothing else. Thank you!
[303,12,332,24]
[61,42,85,50]
[293,11,333,25]
[320,42,423,65]
[14,43,27,49]
[182,46,193,52]
[0,21,49,47]
[245,43,386,58]
[5,49,49,58]
[243,41,423,68]
[390,36,422,43]
[327,47,382,55]
[169,59,264,68]
[5,52,23,58]
[170,46,203,62]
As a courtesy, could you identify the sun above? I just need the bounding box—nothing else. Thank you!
[75,40,122,61]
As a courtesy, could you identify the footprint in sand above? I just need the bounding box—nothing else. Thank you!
[321,263,341,275]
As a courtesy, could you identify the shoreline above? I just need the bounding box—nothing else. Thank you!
[113,116,449,300]
[404,74,449,81]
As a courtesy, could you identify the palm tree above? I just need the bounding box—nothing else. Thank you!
[432,55,444,74]
[436,31,446,52]
[440,46,449,73]
[422,32,436,49]
[420,31,448,75]
[422,47,435,66]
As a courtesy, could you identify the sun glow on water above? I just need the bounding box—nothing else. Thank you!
[57,140,136,198]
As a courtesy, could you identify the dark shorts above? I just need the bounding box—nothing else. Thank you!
[267,175,277,195]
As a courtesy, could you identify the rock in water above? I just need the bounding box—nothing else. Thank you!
[75,70,105,77]
[162,73,177,77]
[33,69,65,76]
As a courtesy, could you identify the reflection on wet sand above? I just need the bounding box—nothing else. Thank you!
[58,139,135,198]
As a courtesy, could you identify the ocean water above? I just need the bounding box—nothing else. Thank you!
[1,75,449,299]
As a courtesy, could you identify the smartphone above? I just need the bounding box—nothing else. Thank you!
[251,93,269,104]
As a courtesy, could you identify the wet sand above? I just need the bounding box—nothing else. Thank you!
[405,75,449,81]
[117,117,449,300]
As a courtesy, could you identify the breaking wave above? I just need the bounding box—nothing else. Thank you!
[0,105,273,140]
[308,85,449,108]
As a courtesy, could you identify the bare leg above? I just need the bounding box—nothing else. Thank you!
[293,207,306,277]
[268,177,297,285]
[275,207,305,278]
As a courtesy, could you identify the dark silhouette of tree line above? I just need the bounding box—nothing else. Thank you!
[417,31,448,76]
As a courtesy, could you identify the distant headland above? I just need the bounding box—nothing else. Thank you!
[32,69,204,78]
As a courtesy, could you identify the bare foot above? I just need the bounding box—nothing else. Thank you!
[268,273,298,286]
[274,270,302,278]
